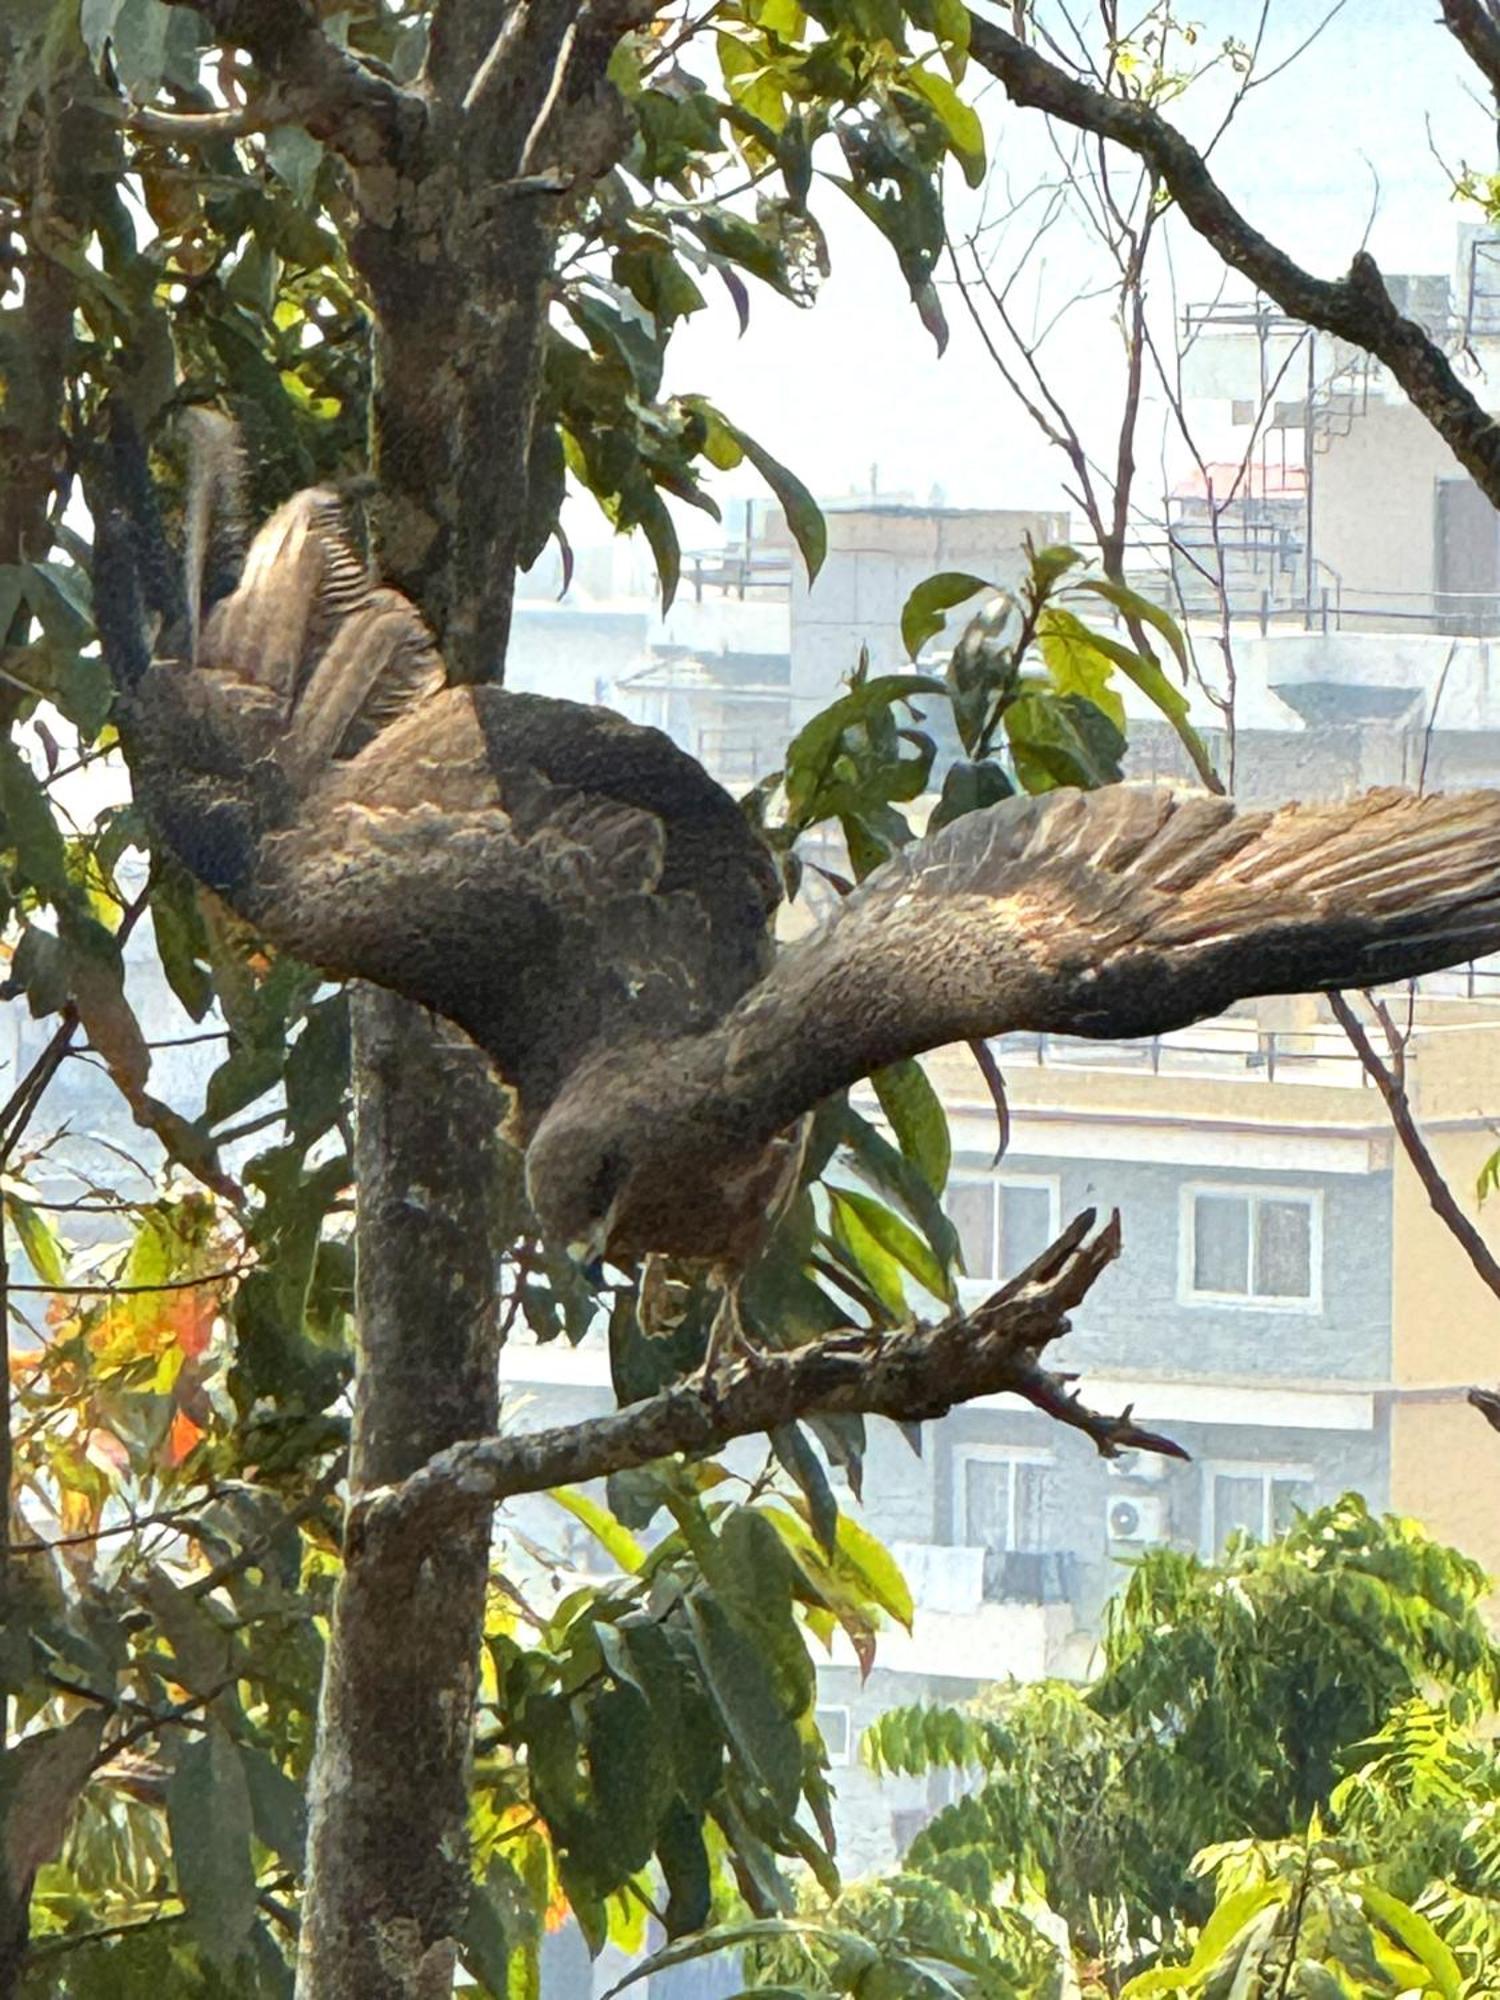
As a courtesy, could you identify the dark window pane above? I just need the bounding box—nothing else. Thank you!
[1255,1199,1312,1299]
[1014,1463,1048,1552]
[1194,1194,1250,1294]
[963,1458,1012,1550]
[948,1180,996,1280]
[998,1183,1054,1278]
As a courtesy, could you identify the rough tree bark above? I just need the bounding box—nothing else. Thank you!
[189,3,652,1992]
[297,1000,505,2000]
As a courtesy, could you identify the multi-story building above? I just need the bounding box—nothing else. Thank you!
[503,980,1500,1890]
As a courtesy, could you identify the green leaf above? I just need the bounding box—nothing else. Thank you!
[1119,1970,1194,1997]
[461,1872,512,1997]
[1037,606,1126,727]
[1028,543,1087,595]
[826,1187,908,1315]
[149,861,214,1021]
[907,67,985,186]
[687,1592,803,1817]
[547,1487,647,1574]
[616,1617,724,1812]
[239,1743,307,1871]
[926,757,1013,833]
[1073,574,1190,670]
[689,402,826,582]
[143,1567,232,1695]
[600,1918,846,1997]
[837,1106,960,1281]
[0,736,70,902]
[833,1513,914,1630]
[1004,690,1125,791]
[636,483,681,611]
[579,1679,675,1884]
[1184,1883,1284,1974]
[687,207,800,300]
[5,1193,66,1286]
[1039,607,1215,788]
[829,1184,951,1304]
[1358,1883,1462,1998]
[168,1722,258,1971]
[782,674,943,825]
[871,1059,949,1195]
[656,1799,712,1938]
[770,1422,839,1555]
[900,571,993,660]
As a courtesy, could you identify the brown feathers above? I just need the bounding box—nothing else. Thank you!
[121,468,1500,1271]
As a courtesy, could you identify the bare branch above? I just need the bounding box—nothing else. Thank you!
[1329,992,1500,1306]
[965,12,1500,510]
[351,1212,1181,1554]
[176,0,416,169]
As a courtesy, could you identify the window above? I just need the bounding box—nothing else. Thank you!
[1182,1184,1319,1308]
[1204,1463,1315,1555]
[815,1706,852,1766]
[953,1446,1052,1554]
[946,1174,1059,1289]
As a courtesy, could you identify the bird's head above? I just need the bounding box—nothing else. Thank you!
[524,1100,635,1284]
[524,1039,748,1273]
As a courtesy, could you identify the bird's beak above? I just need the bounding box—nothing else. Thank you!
[568,1211,616,1290]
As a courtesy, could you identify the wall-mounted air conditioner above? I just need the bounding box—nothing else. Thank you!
[1105,1494,1167,1544]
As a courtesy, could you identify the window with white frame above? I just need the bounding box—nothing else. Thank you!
[953,1445,1052,1553]
[946,1173,1059,1289]
[1204,1462,1315,1555]
[815,1706,852,1766]
[1182,1184,1320,1307]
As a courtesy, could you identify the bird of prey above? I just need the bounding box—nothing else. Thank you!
[111,460,1500,1347]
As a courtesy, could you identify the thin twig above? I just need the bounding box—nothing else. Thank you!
[1330,992,1500,1306]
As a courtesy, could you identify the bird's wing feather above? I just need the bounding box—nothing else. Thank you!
[715,783,1500,1136]
[126,490,778,1119]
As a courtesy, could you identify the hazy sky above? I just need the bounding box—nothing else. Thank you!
[636,1,1498,537]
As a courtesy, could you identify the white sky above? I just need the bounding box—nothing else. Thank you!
[641,1,1498,528]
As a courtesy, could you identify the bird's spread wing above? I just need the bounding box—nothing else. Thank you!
[714,783,1500,1135]
[126,490,778,1119]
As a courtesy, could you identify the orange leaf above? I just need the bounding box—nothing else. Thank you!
[163,1408,204,1468]
[170,1292,217,1360]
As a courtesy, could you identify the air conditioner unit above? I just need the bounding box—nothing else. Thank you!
[1106,1494,1167,1544]
[1106,1449,1168,1485]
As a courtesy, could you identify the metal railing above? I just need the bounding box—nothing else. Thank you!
[681,545,793,601]
[989,966,1500,1087]
[991,1025,1378,1087]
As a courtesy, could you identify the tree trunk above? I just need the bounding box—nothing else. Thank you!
[296,998,506,2000]
[293,119,554,2000]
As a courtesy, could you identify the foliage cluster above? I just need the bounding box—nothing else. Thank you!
[0,3,1221,1991]
[733,1500,1500,1998]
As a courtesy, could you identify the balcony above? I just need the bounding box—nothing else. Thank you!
[814,1542,1080,1684]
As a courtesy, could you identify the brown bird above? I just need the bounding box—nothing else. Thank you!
[109,457,1500,1359]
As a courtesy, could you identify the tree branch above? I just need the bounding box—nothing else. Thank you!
[1329,991,1500,1304]
[1440,0,1500,98]
[965,14,1500,509]
[353,1211,1182,1555]
[178,0,416,168]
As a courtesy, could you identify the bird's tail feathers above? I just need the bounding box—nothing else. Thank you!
[183,473,447,808]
